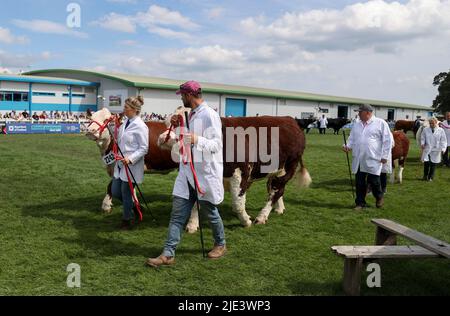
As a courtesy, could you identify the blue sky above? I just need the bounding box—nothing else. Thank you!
[0,0,449,106]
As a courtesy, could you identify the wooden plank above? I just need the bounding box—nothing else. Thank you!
[331,245,439,259]
[371,219,450,258]
[343,258,363,296]
[376,226,397,245]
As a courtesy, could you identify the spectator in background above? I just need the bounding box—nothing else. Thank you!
[439,111,450,167]
[421,117,447,181]
[22,110,29,119]
[319,115,328,134]
[32,112,39,121]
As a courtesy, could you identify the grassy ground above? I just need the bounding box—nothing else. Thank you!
[0,131,449,296]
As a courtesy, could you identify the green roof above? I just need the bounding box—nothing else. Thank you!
[24,69,432,111]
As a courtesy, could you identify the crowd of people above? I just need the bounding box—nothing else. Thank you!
[0,110,88,122]
[0,110,169,123]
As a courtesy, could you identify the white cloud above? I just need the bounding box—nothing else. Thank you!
[0,27,29,44]
[93,5,198,39]
[13,19,88,38]
[159,45,245,69]
[0,50,52,71]
[92,13,136,33]
[136,5,199,30]
[0,67,12,74]
[240,0,450,52]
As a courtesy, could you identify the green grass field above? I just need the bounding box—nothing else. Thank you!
[0,131,449,296]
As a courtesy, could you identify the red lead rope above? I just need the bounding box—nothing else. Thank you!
[164,115,205,196]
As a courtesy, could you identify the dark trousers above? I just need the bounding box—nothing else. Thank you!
[319,128,326,134]
[380,173,387,193]
[424,161,436,180]
[355,169,383,207]
[443,147,449,166]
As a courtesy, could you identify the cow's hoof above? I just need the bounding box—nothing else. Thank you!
[186,225,199,234]
[242,219,252,228]
[274,208,285,215]
[103,208,112,214]
[254,217,267,225]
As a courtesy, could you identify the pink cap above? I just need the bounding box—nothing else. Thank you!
[176,80,202,95]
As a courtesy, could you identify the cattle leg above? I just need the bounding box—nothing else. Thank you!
[229,169,252,227]
[186,204,199,234]
[390,160,399,184]
[398,159,405,184]
[255,187,276,225]
[102,180,113,213]
[274,196,285,215]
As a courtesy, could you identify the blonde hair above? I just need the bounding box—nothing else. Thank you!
[125,95,144,113]
[429,117,438,123]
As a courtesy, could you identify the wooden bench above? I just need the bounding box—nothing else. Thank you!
[332,219,449,296]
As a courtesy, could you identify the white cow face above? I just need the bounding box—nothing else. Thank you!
[85,108,112,146]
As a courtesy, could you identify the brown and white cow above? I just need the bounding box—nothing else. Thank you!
[161,108,312,232]
[86,108,312,231]
[390,131,410,184]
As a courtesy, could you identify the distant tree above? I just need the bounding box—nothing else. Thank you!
[432,70,450,114]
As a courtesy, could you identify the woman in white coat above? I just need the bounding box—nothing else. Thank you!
[112,96,149,230]
[421,117,447,181]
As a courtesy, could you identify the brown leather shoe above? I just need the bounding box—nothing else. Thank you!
[207,245,227,259]
[376,197,384,208]
[119,220,132,231]
[146,255,175,268]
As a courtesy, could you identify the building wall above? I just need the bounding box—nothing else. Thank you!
[0,78,98,114]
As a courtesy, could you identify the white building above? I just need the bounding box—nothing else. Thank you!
[21,69,433,120]
[0,74,98,115]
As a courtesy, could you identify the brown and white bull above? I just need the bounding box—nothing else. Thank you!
[86,107,312,232]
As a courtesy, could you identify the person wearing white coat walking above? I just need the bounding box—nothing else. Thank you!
[343,104,393,210]
[421,117,447,181]
[112,96,149,230]
[439,112,450,167]
[147,81,226,268]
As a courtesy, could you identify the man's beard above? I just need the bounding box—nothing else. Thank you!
[183,99,192,108]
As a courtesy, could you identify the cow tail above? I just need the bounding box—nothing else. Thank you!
[297,156,312,188]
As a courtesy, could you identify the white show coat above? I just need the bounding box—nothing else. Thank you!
[172,102,224,205]
[113,116,149,184]
[420,127,447,163]
[346,116,392,176]
[319,117,328,128]
[440,120,450,147]
[382,131,395,174]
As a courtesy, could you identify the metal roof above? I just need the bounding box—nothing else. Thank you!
[0,73,99,87]
[24,69,432,110]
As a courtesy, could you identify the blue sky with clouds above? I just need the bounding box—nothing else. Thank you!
[0,0,449,106]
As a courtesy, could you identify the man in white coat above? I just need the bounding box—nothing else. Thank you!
[319,115,328,134]
[343,104,392,211]
[439,111,450,167]
[147,81,226,267]
[421,117,447,181]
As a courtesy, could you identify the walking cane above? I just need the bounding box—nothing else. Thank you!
[184,111,207,259]
[105,123,158,223]
[342,130,355,199]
